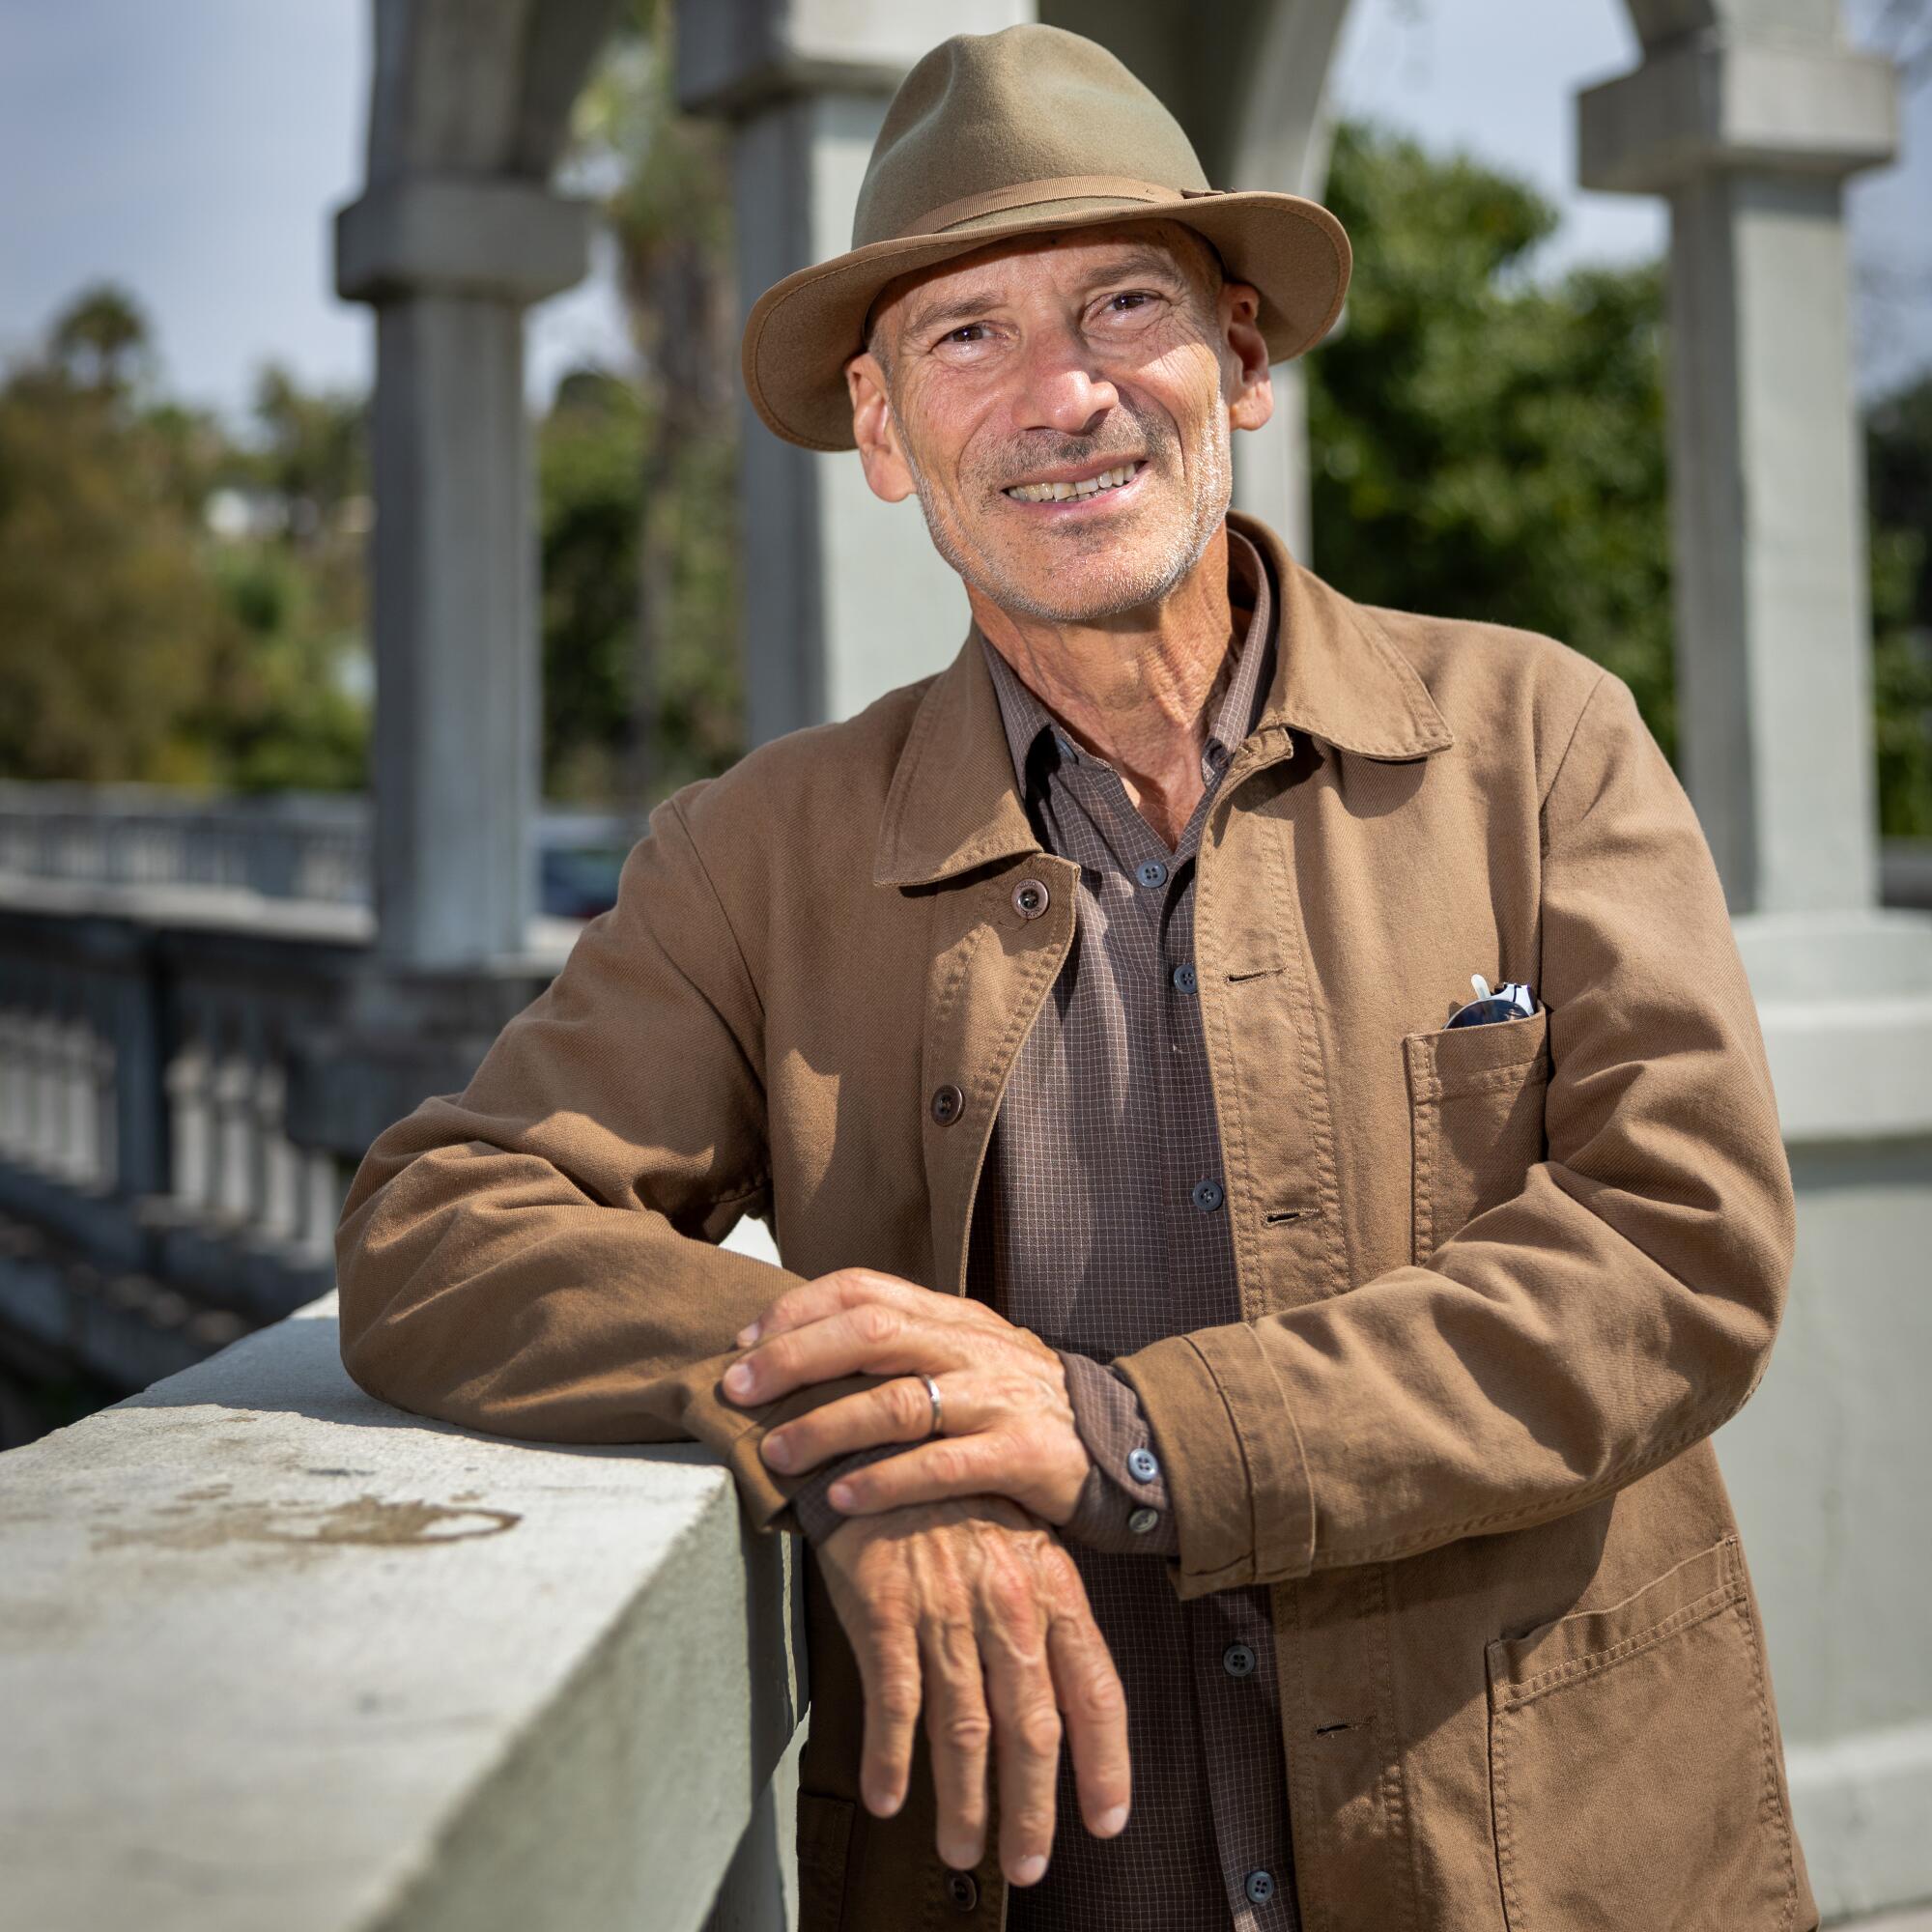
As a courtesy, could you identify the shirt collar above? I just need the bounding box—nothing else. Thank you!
[874,510,1454,890]
[977,526,1276,798]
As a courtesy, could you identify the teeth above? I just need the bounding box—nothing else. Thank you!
[1005,462,1139,503]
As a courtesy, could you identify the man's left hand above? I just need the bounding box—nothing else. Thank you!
[721,1269,1093,1527]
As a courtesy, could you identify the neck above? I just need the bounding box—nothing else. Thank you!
[969,521,1241,849]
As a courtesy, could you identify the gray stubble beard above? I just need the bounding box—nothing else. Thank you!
[892,396,1234,625]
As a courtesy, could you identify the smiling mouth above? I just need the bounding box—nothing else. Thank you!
[1002,461,1143,504]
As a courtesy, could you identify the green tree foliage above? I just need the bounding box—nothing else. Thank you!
[188,364,371,792]
[539,369,646,801]
[1310,119,1932,835]
[1309,122,1677,757]
[553,0,744,808]
[0,289,371,789]
[0,286,233,781]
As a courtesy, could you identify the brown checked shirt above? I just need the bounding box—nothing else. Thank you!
[794,529,1299,1931]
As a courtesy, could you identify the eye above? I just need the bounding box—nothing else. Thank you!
[1102,289,1160,316]
[940,322,992,346]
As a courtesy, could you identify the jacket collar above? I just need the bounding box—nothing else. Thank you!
[873,508,1454,889]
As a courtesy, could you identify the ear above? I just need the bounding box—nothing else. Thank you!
[1220,281,1273,435]
[846,353,916,504]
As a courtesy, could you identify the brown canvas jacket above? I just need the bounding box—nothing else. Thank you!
[335,510,1816,1932]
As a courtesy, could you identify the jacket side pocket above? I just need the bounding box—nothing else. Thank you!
[1486,1534,1800,1932]
[1404,1007,1550,1264]
[795,1788,857,1932]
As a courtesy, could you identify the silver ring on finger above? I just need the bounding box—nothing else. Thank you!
[919,1371,944,1439]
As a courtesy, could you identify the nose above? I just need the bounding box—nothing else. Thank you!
[1012,321,1119,436]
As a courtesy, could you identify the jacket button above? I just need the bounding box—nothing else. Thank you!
[945,1869,979,1912]
[930,1083,964,1125]
[1222,1641,1257,1678]
[1011,877,1049,919]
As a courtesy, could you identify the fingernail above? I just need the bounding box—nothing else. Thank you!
[1013,1855,1046,1886]
[1098,1805,1128,1836]
[763,1433,792,1469]
[828,1482,855,1509]
[724,1362,753,1397]
[736,1321,760,1345]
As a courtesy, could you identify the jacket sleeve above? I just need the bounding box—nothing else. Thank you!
[332,787,859,1536]
[1112,669,1798,1600]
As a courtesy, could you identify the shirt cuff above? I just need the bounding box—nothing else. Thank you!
[786,1441,907,1546]
[1056,1350,1179,1555]
[1113,1324,1316,1600]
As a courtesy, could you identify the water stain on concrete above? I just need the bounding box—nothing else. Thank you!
[90,1492,521,1563]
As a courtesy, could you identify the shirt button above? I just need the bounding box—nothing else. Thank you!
[1127,1505,1161,1535]
[1134,858,1168,890]
[1223,1641,1257,1678]
[1171,963,1197,993]
[1127,1445,1160,1483]
[1245,1868,1276,1906]
[1011,877,1049,919]
[930,1083,964,1125]
[1190,1178,1224,1212]
[945,1869,980,1912]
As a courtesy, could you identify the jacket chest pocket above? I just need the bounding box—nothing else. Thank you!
[1485,1535,1800,1931]
[1402,1008,1550,1264]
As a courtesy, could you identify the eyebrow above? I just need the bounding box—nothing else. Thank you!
[898,246,1196,343]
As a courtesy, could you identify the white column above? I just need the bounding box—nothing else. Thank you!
[1223,0,1353,565]
[1578,28,1896,917]
[334,178,592,964]
[678,0,1033,743]
[1585,14,1932,1920]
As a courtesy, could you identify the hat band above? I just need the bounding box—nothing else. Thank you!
[902,174,1208,240]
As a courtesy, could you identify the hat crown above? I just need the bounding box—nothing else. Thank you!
[852,25,1210,250]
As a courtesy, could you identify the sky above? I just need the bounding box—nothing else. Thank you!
[0,0,1926,430]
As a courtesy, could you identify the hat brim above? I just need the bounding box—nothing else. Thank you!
[740,189,1351,452]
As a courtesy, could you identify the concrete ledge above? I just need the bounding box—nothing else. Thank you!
[1578,36,1897,192]
[1789,1722,1932,1920]
[0,1292,806,1932]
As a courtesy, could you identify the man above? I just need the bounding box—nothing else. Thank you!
[335,24,1817,1932]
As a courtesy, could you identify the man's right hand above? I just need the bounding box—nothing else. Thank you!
[815,1494,1131,1889]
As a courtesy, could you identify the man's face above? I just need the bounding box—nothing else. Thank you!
[845,222,1272,624]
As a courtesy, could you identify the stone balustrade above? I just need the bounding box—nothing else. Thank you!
[0,782,634,910]
[0,872,576,1406]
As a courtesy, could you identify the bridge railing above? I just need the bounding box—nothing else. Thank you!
[0,872,572,1396]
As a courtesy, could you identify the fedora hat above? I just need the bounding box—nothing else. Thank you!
[740,23,1351,453]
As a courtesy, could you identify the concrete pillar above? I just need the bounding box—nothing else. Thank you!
[678,0,1035,744]
[1578,20,1896,917]
[335,178,591,965]
[1584,10,1932,1918]
[1042,0,1351,564]
[1222,0,1352,565]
